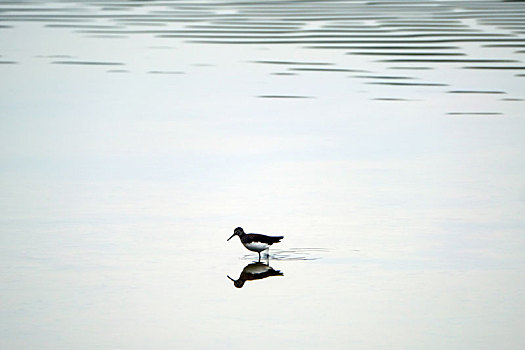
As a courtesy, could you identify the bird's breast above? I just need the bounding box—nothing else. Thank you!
[243,241,270,252]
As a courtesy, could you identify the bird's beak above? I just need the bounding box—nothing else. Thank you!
[227,233,236,241]
[227,275,235,282]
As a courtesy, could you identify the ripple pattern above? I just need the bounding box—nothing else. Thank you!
[1,0,524,114]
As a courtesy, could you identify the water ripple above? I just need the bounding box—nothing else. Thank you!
[243,248,331,261]
[1,0,524,113]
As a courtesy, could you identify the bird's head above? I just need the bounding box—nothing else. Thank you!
[227,227,244,241]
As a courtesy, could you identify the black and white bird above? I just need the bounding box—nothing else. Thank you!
[227,227,283,261]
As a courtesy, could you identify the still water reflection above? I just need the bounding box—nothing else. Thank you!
[1,0,525,349]
[227,262,283,289]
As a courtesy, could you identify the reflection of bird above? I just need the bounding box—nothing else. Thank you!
[227,262,283,288]
[227,227,284,261]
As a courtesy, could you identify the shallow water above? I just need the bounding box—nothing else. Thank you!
[1,1,524,349]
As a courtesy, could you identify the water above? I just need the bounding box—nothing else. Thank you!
[1,1,524,349]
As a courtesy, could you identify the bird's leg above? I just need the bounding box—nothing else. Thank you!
[257,251,261,262]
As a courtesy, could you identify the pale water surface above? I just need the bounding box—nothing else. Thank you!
[1,1,525,349]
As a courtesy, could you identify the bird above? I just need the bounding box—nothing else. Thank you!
[227,227,283,261]
[227,262,283,288]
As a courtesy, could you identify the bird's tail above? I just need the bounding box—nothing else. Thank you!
[271,236,284,243]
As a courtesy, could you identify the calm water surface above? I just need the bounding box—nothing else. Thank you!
[1,1,525,349]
